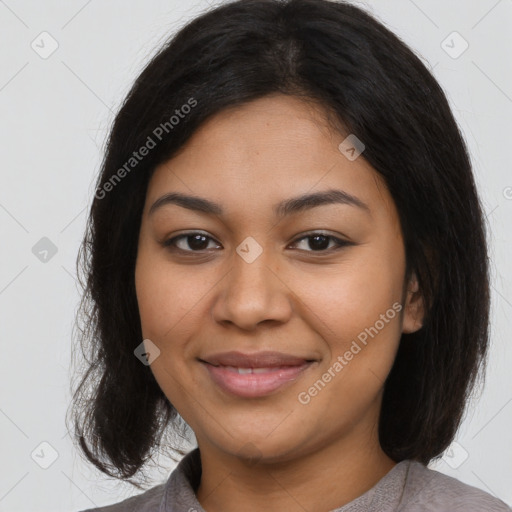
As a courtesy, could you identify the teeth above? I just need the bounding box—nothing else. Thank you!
[252,367,273,374]
[222,366,277,374]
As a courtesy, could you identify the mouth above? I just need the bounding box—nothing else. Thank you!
[198,351,318,398]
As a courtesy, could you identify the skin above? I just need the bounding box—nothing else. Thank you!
[135,93,424,512]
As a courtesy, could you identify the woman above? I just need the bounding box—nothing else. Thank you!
[70,0,512,510]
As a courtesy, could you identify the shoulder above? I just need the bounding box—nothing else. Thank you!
[75,448,203,512]
[75,481,166,512]
[400,460,512,512]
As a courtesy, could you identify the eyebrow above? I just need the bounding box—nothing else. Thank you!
[148,188,371,218]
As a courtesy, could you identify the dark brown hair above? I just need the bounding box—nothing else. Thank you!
[68,0,490,487]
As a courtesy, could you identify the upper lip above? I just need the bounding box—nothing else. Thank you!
[199,351,315,368]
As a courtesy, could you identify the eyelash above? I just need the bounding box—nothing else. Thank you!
[161,231,351,255]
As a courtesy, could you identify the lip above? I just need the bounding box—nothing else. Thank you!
[199,351,317,398]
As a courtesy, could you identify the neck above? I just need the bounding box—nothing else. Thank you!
[196,430,396,512]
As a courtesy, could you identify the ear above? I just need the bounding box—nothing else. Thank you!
[402,272,425,334]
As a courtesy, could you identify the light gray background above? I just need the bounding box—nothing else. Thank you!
[0,1,511,510]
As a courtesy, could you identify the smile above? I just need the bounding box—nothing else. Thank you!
[221,366,294,374]
[199,351,317,398]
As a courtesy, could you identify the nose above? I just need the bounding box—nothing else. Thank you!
[211,242,293,331]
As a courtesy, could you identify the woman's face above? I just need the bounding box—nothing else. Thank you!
[135,94,423,464]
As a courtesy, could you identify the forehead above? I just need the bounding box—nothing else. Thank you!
[144,94,395,223]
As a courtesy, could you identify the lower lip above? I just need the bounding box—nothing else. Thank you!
[203,362,314,398]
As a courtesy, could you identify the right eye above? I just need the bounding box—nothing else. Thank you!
[162,232,222,253]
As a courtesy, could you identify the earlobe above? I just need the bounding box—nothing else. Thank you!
[402,273,425,334]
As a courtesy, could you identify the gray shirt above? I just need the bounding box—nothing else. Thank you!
[78,448,511,511]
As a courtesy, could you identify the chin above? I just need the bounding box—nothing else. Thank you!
[209,429,312,466]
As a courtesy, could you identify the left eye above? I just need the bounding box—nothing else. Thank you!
[162,232,350,253]
[291,233,349,252]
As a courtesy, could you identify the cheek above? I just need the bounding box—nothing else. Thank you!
[135,252,203,407]
[135,250,211,343]
[293,265,404,432]
[287,244,405,401]
[290,248,404,338]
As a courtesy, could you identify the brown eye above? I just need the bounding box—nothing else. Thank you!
[290,233,351,253]
[162,232,221,253]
